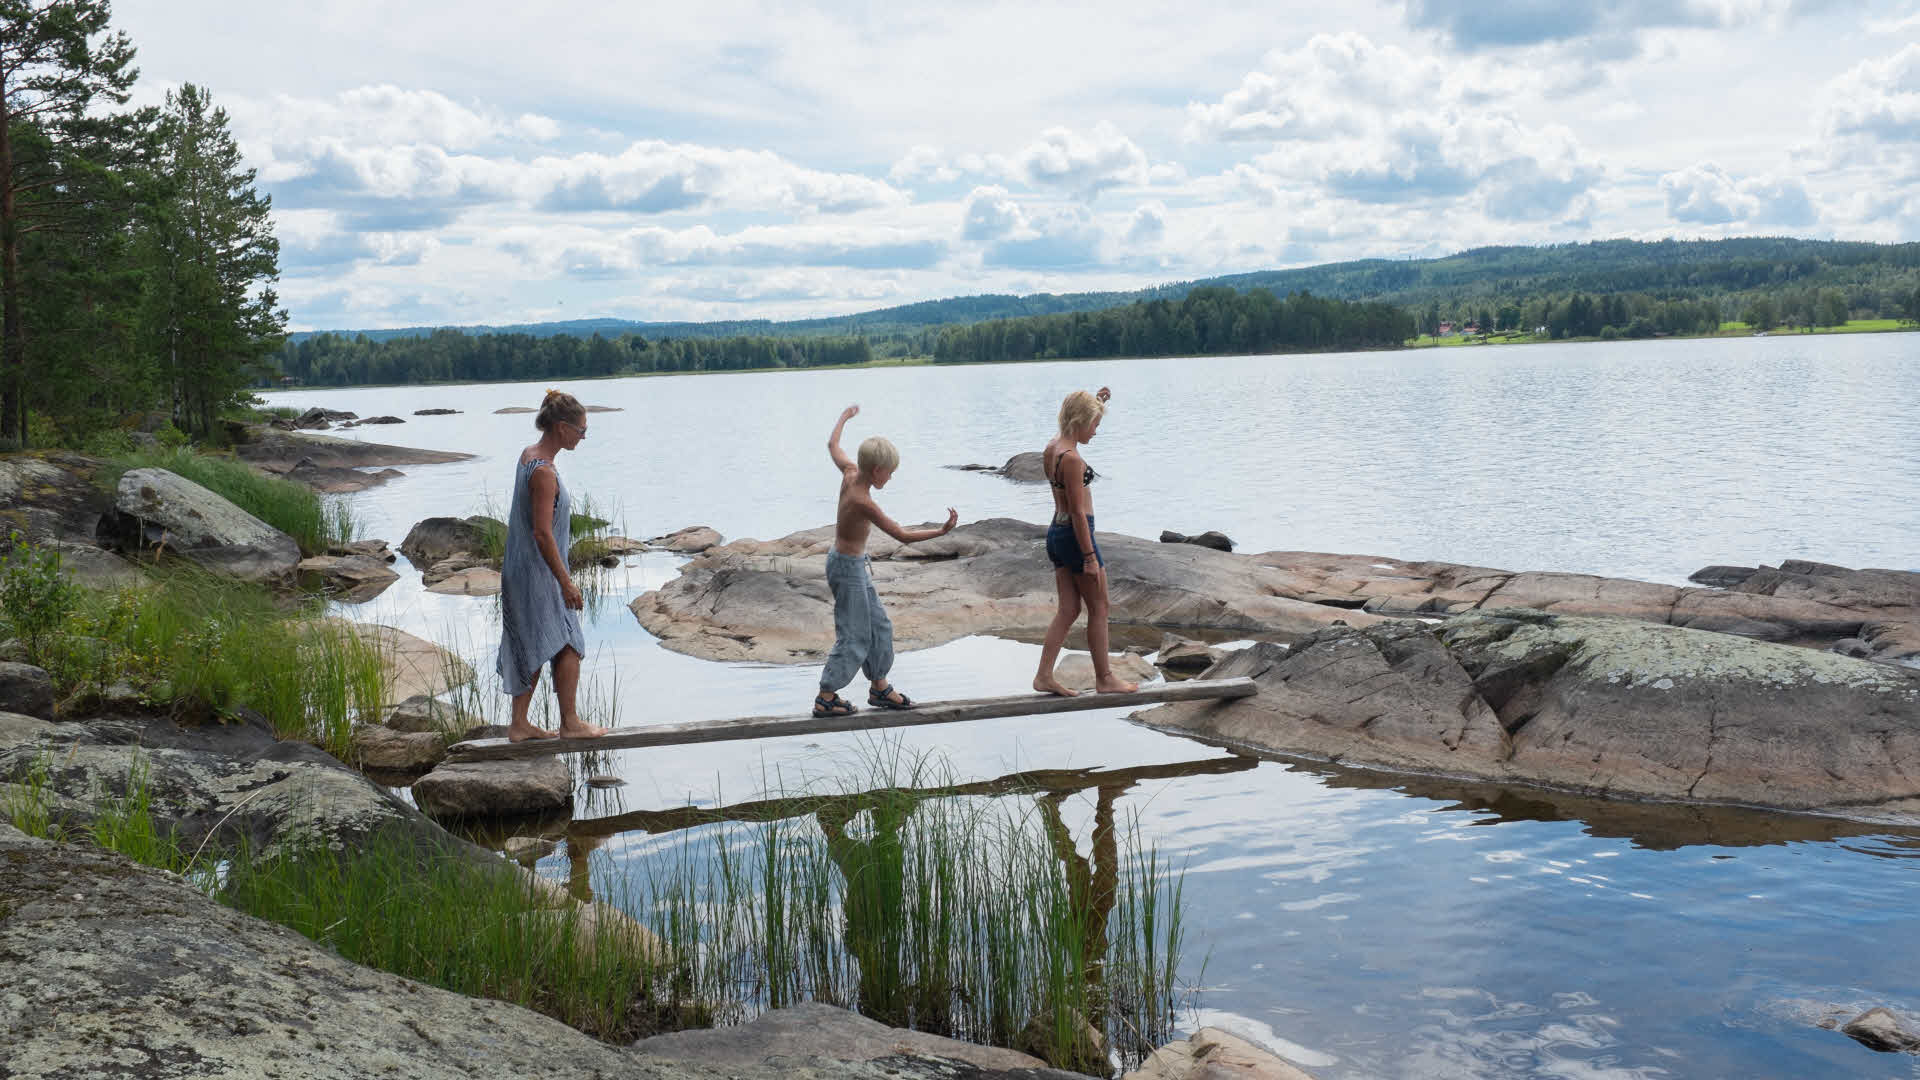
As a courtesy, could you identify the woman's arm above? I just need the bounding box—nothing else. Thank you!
[527,465,583,609]
[1064,451,1098,574]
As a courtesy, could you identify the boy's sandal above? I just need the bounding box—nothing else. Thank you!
[868,685,916,710]
[813,693,858,718]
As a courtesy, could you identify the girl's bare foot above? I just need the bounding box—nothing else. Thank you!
[1093,674,1139,694]
[507,723,558,743]
[1033,676,1079,697]
[556,718,611,738]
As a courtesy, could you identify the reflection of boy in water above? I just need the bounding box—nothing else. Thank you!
[816,794,921,1030]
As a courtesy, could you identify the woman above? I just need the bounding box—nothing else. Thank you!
[1034,385,1137,696]
[497,389,609,741]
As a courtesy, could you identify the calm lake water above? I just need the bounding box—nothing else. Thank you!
[267,334,1920,1079]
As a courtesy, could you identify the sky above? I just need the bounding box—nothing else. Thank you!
[112,0,1920,331]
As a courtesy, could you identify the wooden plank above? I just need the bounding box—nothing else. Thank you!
[445,676,1257,762]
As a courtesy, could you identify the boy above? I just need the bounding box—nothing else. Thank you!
[812,404,958,718]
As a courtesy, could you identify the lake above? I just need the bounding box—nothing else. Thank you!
[266,333,1920,1079]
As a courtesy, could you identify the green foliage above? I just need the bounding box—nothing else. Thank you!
[3,752,59,840]
[934,286,1414,363]
[111,447,352,555]
[0,533,79,666]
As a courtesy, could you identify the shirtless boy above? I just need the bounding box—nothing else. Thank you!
[812,404,959,719]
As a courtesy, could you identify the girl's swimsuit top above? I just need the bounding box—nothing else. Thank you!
[1048,449,1094,490]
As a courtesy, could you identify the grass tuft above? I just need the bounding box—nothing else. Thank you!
[109,446,355,555]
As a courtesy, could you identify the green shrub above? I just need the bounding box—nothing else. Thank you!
[0,533,78,667]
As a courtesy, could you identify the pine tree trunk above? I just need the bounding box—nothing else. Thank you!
[0,94,20,444]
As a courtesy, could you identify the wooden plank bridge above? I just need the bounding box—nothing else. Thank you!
[445,676,1256,762]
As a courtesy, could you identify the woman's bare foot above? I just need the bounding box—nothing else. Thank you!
[1093,674,1139,694]
[556,718,611,739]
[507,723,558,743]
[1033,675,1079,697]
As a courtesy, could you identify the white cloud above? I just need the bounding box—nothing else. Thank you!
[1659,163,1818,225]
[499,222,947,279]
[1126,202,1167,246]
[1822,44,1920,144]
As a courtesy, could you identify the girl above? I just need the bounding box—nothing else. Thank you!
[1034,386,1137,696]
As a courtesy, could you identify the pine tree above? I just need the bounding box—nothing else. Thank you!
[139,83,285,436]
[0,0,139,443]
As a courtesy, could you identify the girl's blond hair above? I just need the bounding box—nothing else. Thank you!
[857,435,899,473]
[535,389,585,432]
[1058,390,1106,438]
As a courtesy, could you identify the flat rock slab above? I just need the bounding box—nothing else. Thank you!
[427,566,503,596]
[1125,1026,1322,1079]
[284,458,405,493]
[235,427,474,471]
[297,553,400,602]
[1138,611,1920,821]
[632,518,1382,663]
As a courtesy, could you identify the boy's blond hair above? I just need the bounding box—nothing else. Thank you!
[857,435,899,474]
[1058,390,1106,438]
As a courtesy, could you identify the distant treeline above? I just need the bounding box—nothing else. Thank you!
[931,287,1414,364]
[272,329,872,386]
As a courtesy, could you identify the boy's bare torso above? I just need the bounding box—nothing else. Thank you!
[833,468,876,556]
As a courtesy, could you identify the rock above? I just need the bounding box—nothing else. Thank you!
[292,405,357,428]
[112,467,301,582]
[427,566,503,596]
[1689,564,1758,587]
[633,1001,1079,1078]
[1156,634,1227,674]
[1125,1027,1322,1079]
[356,415,405,424]
[413,758,573,818]
[1160,529,1235,552]
[1842,1006,1920,1053]
[328,538,395,561]
[297,553,400,603]
[401,517,500,568]
[600,535,646,556]
[0,452,119,551]
[0,824,665,1080]
[502,835,556,861]
[40,540,141,588]
[1052,651,1159,692]
[350,725,448,772]
[413,408,460,415]
[519,900,670,968]
[583,405,621,412]
[1864,620,1920,666]
[322,621,475,705]
[950,450,1099,485]
[0,663,54,721]
[1833,637,1874,658]
[650,524,722,553]
[284,457,403,493]
[493,406,536,413]
[1138,611,1920,820]
[632,519,1385,663]
[232,427,473,473]
[385,694,477,735]
[422,551,486,585]
[586,774,625,789]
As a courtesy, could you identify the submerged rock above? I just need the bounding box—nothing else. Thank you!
[1842,1006,1920,1053]
[1138,611,1920,821]
[1052,651,1159,692]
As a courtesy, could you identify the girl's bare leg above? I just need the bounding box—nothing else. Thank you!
[508,668,558,741]
[1074,567,1137,693]
[551,646,609,738]
[1033,567,1083,696]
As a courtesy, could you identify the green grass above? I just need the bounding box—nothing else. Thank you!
[109,446,356,556]
[39,569,385,758]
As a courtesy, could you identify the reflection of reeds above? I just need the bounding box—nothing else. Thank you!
[601,743,1194,1074]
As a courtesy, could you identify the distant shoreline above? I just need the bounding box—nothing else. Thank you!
[261,320,1917,395]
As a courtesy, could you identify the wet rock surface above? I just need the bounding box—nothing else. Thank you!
[632,519,1382,663]
[1138,610,1920,821]
[113,467,302,582]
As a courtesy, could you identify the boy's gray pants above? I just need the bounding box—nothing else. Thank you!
[820,551,894,692]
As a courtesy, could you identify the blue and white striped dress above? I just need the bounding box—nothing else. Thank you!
[496,457,587,696]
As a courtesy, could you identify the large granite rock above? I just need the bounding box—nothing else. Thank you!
[1685,559,1920,665]
[1138,611,1920,821]
[0,452,118,552]
[0,662,53,721]
[351,724,449,772]
[632,519,1383,663]
[113,467,302,582]
[322,620,475,705]
[401,516,500,568]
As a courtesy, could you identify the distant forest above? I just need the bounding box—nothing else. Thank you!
[270,237,1920,388]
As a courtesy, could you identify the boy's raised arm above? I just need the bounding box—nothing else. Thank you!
[828,404,859,471]
[864,499,959,545]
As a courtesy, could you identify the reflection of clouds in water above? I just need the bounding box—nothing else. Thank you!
[1381,987,1670,1080]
